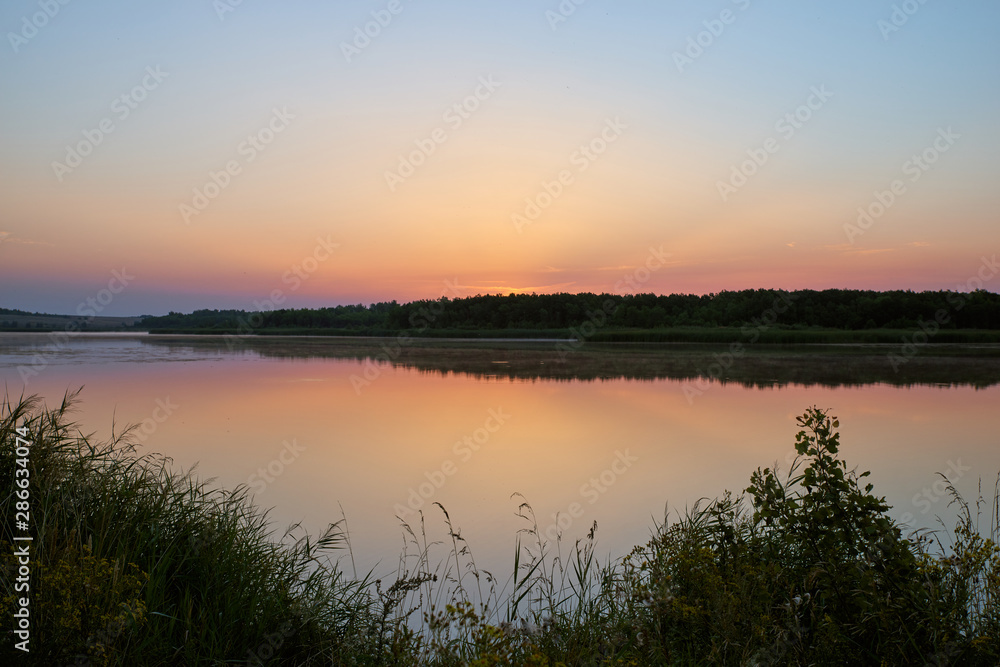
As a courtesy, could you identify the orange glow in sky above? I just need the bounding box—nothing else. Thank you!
[1,2,998,314]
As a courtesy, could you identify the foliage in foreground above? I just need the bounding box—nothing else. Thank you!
[1,394,998,665]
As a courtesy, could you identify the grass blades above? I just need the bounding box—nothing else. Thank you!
[1,396,998,665]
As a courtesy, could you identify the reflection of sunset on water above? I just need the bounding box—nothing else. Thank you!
[7,336,998,578]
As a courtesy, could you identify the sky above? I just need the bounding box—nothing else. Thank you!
[1,0,998,316]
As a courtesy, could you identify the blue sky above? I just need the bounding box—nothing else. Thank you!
[2,0,998,315]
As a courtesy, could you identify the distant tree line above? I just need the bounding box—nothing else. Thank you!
[0,308,44,316]
[138,289,1000,333]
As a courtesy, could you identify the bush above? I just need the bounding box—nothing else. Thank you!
[624,408,1000,665]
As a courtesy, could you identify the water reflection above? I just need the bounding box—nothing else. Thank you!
[137,334,1000,388]
[1,333,998,582]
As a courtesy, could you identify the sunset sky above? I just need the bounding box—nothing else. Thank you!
[2,0,998,316]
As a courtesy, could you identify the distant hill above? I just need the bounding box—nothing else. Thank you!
[0,308,143,332]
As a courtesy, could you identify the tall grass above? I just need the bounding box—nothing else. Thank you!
[0,390,391,665]
[1,395,998,665]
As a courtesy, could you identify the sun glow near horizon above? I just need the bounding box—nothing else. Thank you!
[1,1,998,315]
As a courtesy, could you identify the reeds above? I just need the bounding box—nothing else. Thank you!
[1,395,997,665]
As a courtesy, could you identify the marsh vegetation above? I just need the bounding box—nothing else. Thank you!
[2,394,998,665]
[140,335,1000,389]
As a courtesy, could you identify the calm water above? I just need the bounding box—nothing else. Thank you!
[2,332,999,579]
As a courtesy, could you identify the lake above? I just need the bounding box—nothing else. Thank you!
[2,332,999,583]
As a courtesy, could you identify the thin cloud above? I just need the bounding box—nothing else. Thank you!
[595,265,636,271]
[491,281,578,294]
[825,243,896,255]
[0,232,53,247]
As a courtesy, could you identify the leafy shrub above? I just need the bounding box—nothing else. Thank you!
[2,396,997,665]
[624,407,1000,665]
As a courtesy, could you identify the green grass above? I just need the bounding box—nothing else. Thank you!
[2,395,998,665]
[587,326,1000,345]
